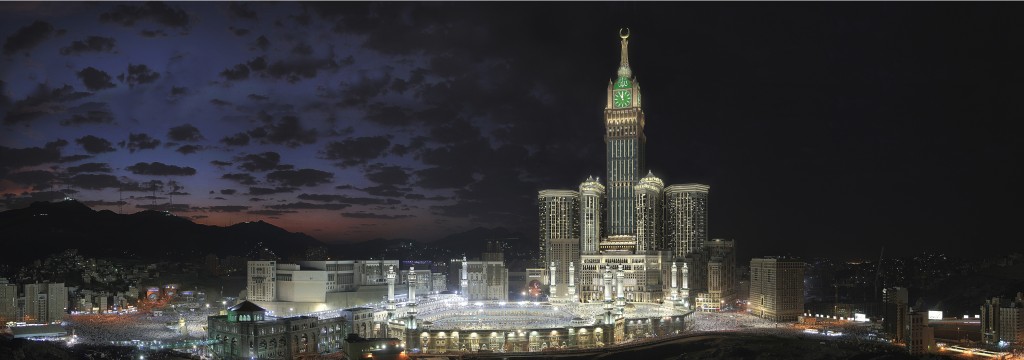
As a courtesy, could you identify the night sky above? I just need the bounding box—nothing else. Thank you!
[1,2,1022,260]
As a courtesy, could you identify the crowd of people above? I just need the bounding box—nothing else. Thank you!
[63,305,217,346]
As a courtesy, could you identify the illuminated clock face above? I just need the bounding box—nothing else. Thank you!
[613,90,632,108]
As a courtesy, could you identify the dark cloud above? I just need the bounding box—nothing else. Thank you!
[123,133,161,152]
[222,173,257,185]
[68,173,122,190]
[267,202,350,210]
[77,67,116,91]
[210,160,232,167]
[3,84,91,125]
[321,136,390,167]
[341,212,413,220]
[167,123,203,142]
[170,86,187,95]
[248,186,297,195]
[210,99,232,107]
[252,35,270,51]
[361,184,410,198]
[247,93,269,101]
[339,70,393,107]
[247,114,317,148]
[0,140,67,175]
[364,103,414,126]
[176,144,202,154]
[2,20,54,55]
[228,3,257,20]
[124,64,160,87]
[220,132,250,147]
[266,168,332,187]
[248,210,296,216]
[238,54,351,83]
[59,36,117,55]
[365,164,409,185]
[230,27,250,36]
[415,166,474,189]
[291,42,313,56]
[220,189,236,195]
[207,205,249,212]
[235,152,281,172]
[59,155,92,163]
[296,193,400,205]
[60,106,115,126]
[5,170,56,190]
[75,135,116,154]
[66,162,111,174]
[126,162,196,176]
[404,193,448,201]
[219,64,249,81]
[99,2,191,30]
[139,29,167,38]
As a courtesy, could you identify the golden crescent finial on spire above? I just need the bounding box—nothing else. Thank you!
[619,28,630,39]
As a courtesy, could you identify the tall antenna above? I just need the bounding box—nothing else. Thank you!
[118,184,123,214]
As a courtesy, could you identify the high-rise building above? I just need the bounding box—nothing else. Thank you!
[579,177,605,255]
[664,184,709,260]
[634,171,663,253]
[906,310,936,354]
[538,189,579,297]
[749,258,804,321]
[604,29,646,237]
[247,261,277,302]
[0,280,16,323]
[882,287,909,343]
[23,282,67,323]
[981,292,1024,346]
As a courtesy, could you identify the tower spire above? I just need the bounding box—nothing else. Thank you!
[618,28,631,78]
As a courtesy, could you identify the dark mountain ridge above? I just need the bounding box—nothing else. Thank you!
[0,200,324,267]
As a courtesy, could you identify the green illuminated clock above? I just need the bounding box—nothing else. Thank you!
[613,89,632,108]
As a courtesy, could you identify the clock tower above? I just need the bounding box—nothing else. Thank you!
[604,28,647,237]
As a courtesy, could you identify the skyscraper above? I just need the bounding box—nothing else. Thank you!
[749,258,804,321]
[664,184,709,259]
[0,280,16,323]
[579,177,605,255]
[605,28,646,237]
[634,171,663,253]
[538,189,580,297]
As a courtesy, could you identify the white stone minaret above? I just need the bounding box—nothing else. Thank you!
[681,261,690,308]
[602,265,614,324]
[615,265,625,317]
[385,265,396,335]
[670,262,678,302]
[407,266,417,303]
[567,262,576,302]
[407,266,418,329]
[549,261,557,300]
[460,256,468,300]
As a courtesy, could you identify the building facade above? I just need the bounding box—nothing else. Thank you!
[749,258,804,321]
[535,30,723,309]
[207,301,345,360]
[664,184,709,259]
[882,287,909,343]
[23,282,67,324]
[981,292,1024,346]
